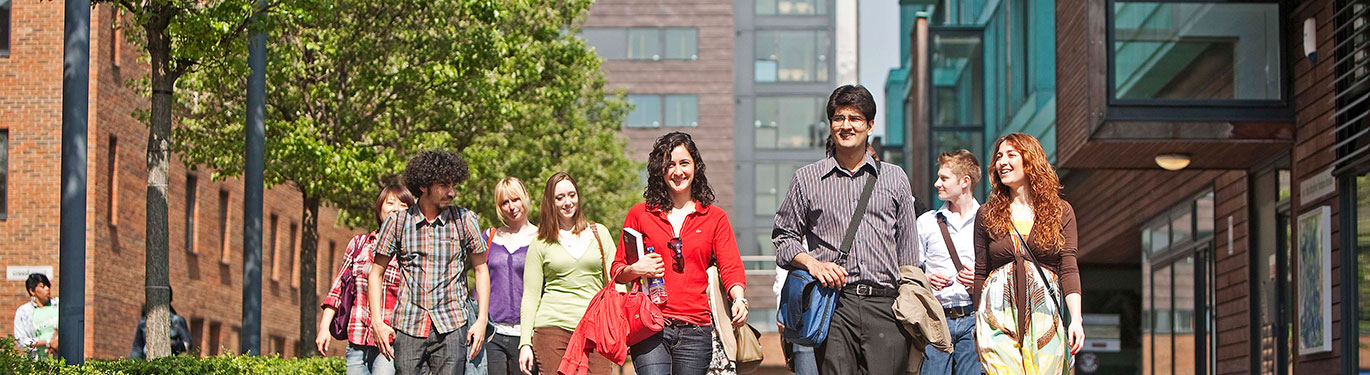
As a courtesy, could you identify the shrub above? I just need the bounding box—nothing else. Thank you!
[0,338,345,375]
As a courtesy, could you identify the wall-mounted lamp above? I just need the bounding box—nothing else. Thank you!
[1155,154,1191,171]
[1305,18,1318,63]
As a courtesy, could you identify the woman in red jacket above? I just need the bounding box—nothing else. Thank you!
[612,132,748,375]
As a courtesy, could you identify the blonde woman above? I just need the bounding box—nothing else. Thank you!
[484,177,539,375]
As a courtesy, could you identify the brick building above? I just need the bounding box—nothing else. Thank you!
[0,1,364,359]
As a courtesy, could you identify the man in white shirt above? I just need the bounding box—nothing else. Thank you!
[915,150,982,375]
[13,273,58,358]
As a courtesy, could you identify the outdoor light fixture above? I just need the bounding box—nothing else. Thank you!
[1155,154,1191,171]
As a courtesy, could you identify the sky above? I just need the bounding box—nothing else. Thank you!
[859,0,901,138]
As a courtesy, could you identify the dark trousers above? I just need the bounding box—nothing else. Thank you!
[629,323,714,375]
[487,333,529,375]
[393,323,468,375]
[817,293,912,375]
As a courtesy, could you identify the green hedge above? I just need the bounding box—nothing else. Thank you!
[1,338,344,375]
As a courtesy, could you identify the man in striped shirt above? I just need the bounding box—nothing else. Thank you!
[370,151,491,375]
[773,85,920,375]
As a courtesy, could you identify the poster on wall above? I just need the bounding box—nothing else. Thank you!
[1297,205,1333,354]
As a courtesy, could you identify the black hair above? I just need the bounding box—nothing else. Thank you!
[825,84,877,123]
[644,132,715,210]
[25,274,49,295]
[403,151,470,199]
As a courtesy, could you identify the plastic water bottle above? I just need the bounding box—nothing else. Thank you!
[644,246,668,305]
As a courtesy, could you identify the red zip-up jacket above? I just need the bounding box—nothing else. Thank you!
[611,202,747,325]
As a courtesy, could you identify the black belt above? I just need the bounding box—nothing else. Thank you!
[665,318,708,328]
[944,305,974,319]
[842,283,899,297]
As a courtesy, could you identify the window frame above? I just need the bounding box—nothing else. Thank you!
[625,94,699,128]
[753,96,827,150]
[1104,0,1292,122]
[1141,188,1217,375]
[755,0,830,16]
[0,129,8,220]
[0,0,10,58]
[583,27,699,61]
[754,29,832,83]
[186,173,199,254]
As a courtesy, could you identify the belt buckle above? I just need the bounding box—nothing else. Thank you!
[854,284,872,296]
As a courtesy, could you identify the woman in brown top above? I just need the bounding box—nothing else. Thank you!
[971,133,1083,375]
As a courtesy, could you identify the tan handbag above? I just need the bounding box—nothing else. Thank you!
[706,266,764,373]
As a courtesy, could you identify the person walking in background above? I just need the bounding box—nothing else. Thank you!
[972,133,1084,375]
[483,177,539,375]
[518,172,616,375]
[370,151,491,375]
[316,185,415,375]
[14,273,58,358]
[772,84,920,375]
[130,289,193,358]
[916,150,983,375]
[612,132,748,375]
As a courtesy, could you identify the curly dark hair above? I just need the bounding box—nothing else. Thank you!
[825,84,877,122]
[644,132,715,210]
[403,151,470,199]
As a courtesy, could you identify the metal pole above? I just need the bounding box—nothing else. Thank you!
[59,0,90,364]
[240,0,266,356]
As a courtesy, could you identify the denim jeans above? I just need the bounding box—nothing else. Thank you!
[392,323,468,375]
[920,314,982,375]
[791,343,819,375]
[629,324,713,375]
[346,343,396,375]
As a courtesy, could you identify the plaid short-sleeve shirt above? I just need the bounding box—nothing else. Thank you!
[373,205,488,337]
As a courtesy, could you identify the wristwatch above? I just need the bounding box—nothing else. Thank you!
[733,297,749,307]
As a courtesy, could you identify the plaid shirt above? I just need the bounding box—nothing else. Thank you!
[322,231,402,347]
[374,205,487,337]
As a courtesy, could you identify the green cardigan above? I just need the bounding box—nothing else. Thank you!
[518,224,620,347]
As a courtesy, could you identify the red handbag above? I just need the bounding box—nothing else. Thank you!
[589,224,663,345]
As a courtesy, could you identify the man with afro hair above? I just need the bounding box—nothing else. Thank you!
[368,151,491,375]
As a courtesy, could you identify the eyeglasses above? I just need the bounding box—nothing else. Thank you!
[667,237,685,273]
[829,115,867,124]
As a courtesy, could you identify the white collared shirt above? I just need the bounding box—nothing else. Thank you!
[916,200,979,308]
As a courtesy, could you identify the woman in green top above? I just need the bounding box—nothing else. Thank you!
[517,172,617,375]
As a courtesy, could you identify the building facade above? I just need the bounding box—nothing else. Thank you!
[892,0,1370,373]
[0,1,364,359]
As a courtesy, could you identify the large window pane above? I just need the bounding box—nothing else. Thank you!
[1112,2,1281,101]
[581,28,627,60]
[1173,257,1196,375]
[930,33,984,126]
[1196,191,1214,239]
[664,28,697,60]
[755,31,830,82]
[755,97,825,149]
[756,0,827,15]
[664,95,698,127]
[755,163,803,217]
[1356,173,1370,373]
[628,28,661,60]
[1171,205,1192,245]
[1153,264,1173,375]
[626,95,662,128]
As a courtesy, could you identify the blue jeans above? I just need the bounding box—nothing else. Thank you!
[630,324,713,375]
[346,343,396,375]
[920,314,981,375]
[791,344,819,375]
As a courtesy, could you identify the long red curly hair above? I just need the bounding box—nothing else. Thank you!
[981,133,1066,252]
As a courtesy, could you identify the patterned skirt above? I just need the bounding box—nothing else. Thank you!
[975,260,1072,375]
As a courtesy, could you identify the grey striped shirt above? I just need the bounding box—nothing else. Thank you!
[772,155,920,289]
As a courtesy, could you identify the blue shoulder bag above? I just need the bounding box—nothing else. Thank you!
[778,171,878,347]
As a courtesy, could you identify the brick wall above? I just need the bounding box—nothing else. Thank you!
[1,3,363,359]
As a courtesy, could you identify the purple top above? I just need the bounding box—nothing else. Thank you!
[483,231,530,325]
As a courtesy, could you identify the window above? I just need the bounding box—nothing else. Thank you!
[1354,173,1370,373]
[930,32,985,127]
[269,335,285,356]
[111,10,123,68]
[0,129,6,220]
[189,317,203,355]
[755,97,826,149]
[1336,0,1370,171]
[756,0,827,16]
[1110,2,1282,102]
[287,222,298,288]
[268,214,279,281]
[626,95,698,128]
[185,174,199,253]
[1141,189,1216,375]
[755,30,830,83]
[108,136,118,226]
[1337,2,1370,371]
[219,190,231,263]
[581,27,698,61]
[1,0,10,57]
[207,321,222,356]
[754,163,804,216]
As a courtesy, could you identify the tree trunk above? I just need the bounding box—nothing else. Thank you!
[299,193,321,356]
[141,10,177,359]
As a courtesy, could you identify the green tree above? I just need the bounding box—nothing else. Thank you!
[100,0,264,358]
[173,0,639,354]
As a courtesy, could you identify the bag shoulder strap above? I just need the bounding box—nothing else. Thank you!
[838,167,880,260]
[588,223,611,285]
[935,213,966,272]
[1012,227,1064,315]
